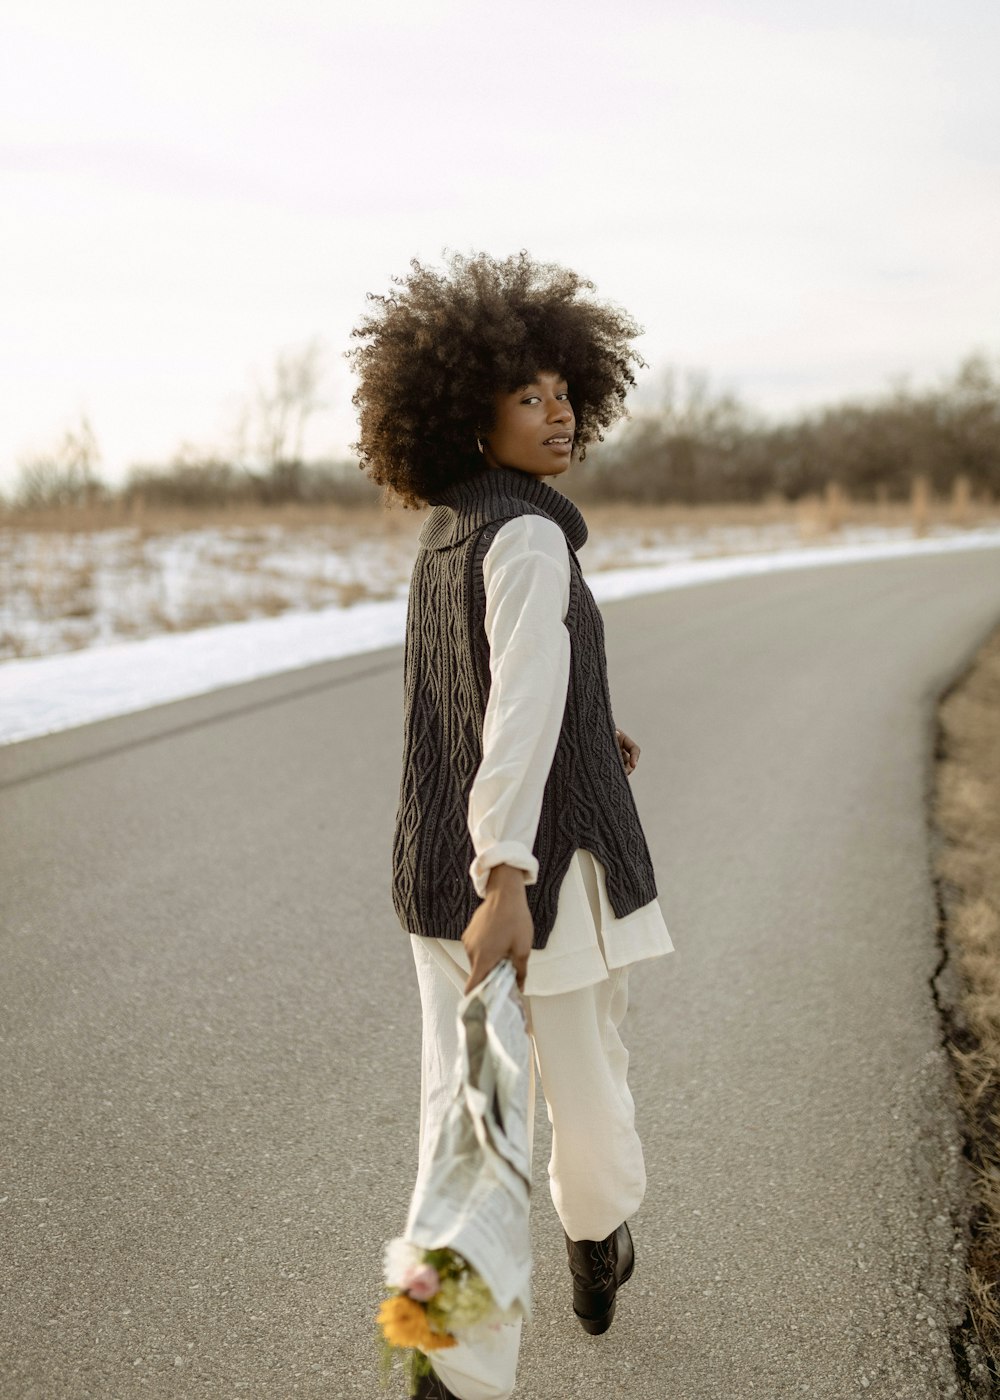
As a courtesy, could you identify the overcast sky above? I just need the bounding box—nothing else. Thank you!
[2,0,999,488]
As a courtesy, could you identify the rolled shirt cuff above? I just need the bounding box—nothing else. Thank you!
[469,842,539,899]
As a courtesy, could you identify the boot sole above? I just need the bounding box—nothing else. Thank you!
[575,1301,616,1335]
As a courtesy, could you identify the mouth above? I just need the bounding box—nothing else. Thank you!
[542,435,573,450]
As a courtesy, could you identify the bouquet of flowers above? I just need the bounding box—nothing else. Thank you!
[376,961,533,1394]
[377,1236,521,1392]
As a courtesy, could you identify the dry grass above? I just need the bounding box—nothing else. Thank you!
[581,479,996,540]
[0,497,427,537]
[2,474,997,539]
[2,480,998,662]
[932,623,1000,1386]
[0,510,420,659]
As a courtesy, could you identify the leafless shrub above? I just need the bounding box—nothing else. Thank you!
[124,448,257,511]
[13,414,109,511]
[6,348,1000,526]
[571,350,1000,507]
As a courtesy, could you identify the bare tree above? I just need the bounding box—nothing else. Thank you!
[14,413,107,510]
[234,337,330,475]
[584,368,761,503]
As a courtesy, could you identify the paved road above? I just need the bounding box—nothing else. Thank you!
[3,547,1000,1399]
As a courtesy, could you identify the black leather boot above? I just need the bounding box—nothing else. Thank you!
[410,1366,460,1399]
[564,1220,635,1335]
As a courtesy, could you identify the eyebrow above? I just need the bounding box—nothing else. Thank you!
[515,377,569,391]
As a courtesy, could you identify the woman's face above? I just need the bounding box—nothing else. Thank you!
[481,369,576,480]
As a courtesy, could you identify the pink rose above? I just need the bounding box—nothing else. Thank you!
[402,1263,440,1302]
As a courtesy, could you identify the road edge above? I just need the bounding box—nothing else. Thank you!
[928,615,1000,1396]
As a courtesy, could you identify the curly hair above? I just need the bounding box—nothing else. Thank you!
[346,249,646,508]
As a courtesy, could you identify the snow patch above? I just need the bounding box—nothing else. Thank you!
[3,526,1000,748]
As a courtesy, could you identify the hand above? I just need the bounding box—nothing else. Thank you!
[615,726,640,777]
[461,865,534,994]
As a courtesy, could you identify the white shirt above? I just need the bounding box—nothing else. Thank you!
[424,514,674,997]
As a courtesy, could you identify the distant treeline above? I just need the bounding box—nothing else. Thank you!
[573,350,1000,505]
[4,350,999,513]
[122,455,381,509]
[6,441,383,513]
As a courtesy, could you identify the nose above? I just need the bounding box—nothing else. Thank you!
[547,395,573,422]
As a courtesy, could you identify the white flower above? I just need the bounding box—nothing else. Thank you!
[383,1236,423,1288]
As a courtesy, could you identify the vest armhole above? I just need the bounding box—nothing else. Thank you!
[469,515,521,596]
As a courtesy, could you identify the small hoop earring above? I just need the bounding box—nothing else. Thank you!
[476,437,485,455]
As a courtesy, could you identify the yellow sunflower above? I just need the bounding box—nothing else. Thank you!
[377,1295,457,1353]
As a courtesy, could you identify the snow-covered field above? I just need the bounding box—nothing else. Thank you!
[9,515,995,663]
[2,519,1000,748]
[0,523,417,660]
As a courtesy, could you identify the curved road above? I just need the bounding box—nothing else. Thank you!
[3,546,999,1398]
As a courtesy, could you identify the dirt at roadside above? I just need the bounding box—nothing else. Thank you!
[931,618,1000,1397]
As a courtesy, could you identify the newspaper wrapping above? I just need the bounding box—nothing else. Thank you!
[403,958,533,1318]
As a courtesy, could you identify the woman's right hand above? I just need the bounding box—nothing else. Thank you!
[461,864,534,994]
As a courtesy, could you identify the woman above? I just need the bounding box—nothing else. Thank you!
[349,250,674,1400]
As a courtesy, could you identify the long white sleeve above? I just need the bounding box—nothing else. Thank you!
[467,515,572,899]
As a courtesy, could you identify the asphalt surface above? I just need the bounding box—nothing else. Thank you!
[3,546,1000,1399]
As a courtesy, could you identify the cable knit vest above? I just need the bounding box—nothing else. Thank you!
[392,462,658,949]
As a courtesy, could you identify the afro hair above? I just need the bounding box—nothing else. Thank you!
[346,249,645,508]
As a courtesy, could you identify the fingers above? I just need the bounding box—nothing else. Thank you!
[465,948,528,995]
[463,958,489,995]
[464,957,515,991]
[464,946,505,995]
[511,952,529,992]
[464,949,530,995]
[461,901,534,996]
[615,728,640,775]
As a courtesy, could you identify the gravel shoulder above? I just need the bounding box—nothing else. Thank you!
[931,619,1000,1395]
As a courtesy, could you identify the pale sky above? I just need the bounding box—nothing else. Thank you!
[2,0,999,488]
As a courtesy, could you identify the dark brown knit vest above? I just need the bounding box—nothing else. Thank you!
[392,462,658,948]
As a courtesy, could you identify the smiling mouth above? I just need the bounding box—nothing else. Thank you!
[543,436,573,446]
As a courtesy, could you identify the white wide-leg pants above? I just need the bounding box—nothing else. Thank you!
[409,936,647,1400]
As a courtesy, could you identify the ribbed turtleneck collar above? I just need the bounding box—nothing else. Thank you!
[423,464,588,553]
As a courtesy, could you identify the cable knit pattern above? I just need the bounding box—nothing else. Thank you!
[391,463,658,948]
